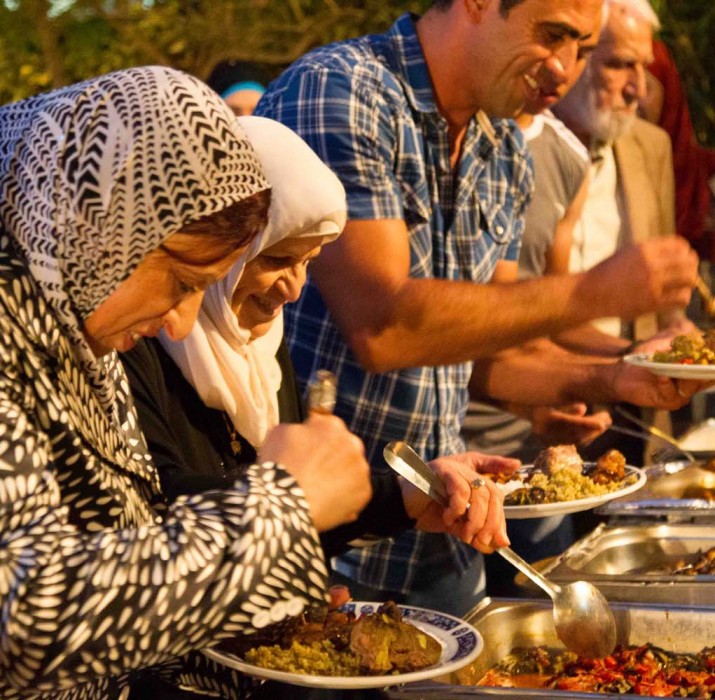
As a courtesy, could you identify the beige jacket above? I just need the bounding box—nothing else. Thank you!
[613,117,677,340]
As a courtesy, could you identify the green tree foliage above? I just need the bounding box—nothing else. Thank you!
[1,0,712,146]
[0,0,431,93]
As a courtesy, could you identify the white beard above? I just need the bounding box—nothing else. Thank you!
[577,81,637,143]
[556,72,638,146]
[590,107,636,143]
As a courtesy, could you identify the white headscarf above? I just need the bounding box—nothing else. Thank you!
[161,116,347,447]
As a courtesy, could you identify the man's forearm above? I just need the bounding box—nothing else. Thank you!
[469,340,615,406]
[553,323,631,357]
[315,225,696,373]
[469,339,693,411]
[343,272,631,372]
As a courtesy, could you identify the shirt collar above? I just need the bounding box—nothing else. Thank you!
[386,14,441,115]
[589,138,611,166]
[476,110,499,148]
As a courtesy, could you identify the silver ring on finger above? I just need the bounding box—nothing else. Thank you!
[464,477,486,513]
[470,477,486,491]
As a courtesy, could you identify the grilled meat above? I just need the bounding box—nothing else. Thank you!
[349,601,441,674]
[532,445,583,477]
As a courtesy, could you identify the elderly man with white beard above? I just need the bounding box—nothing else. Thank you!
[547,0,696,469]
[552,0,690,346]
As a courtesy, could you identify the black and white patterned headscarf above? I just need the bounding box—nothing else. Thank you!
[0,66,269,419]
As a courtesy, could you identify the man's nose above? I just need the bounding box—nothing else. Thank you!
[543,42,578,85]
[162,291,205,341]
[625,64,648,105]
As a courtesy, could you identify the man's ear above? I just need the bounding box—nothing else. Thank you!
[464,0,494,22]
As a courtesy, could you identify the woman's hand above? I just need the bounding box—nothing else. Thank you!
[399,451,518,553]
[259,414,372,532]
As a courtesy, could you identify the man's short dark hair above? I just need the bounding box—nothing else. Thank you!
[431,0,527,16]
[498,0,527,16]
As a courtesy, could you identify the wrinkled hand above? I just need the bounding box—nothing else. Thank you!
[259,414,372,532]
[529,403,612,446]
[610,361,711,409]
[589,238,697,320]
[399,451,519,553]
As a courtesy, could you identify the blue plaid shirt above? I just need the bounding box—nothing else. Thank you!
[256,13,533,594]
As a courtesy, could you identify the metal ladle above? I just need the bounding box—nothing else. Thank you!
[383,441,617,659]
[496,546,617,659]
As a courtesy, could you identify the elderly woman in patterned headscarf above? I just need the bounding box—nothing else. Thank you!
[0,66,371,700]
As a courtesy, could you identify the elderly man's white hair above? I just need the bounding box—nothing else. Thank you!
[602,0,661,30]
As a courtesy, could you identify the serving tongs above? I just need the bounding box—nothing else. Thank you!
[611,405,696,462]
[695,275,715,318]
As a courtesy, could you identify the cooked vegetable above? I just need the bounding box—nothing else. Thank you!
[479,643,715,697]
[652,330,715,365]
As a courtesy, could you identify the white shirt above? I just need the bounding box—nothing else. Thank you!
[570,145,625,336]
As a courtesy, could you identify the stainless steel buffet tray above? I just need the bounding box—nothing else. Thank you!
[596,459,715,521]
[385,597,715,699]
[535,522,715,604]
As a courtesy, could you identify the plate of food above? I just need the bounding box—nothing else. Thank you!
[203,600,483,689]
[496,445,646,519]
[624,353,715,380]
[623,329,715,380]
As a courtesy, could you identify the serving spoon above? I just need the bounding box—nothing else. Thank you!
[383,441,617,659]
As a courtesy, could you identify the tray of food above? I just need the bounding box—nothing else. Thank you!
[596,458,715,520]
[623,329,715,380]
[203,600,482,689]
[384,597,715,699]
[494,445,646,519]
[527,522,715,604]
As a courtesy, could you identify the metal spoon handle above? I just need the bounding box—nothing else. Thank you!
[307,369,337,415]
[496,545,560,599]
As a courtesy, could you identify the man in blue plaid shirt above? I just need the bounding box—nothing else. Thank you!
[256,0,699,614]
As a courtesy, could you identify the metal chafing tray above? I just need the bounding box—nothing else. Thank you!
[532,522,715,604]
[596,459,715,521]
[384,597,715,699]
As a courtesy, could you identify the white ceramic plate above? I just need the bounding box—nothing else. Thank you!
[500,464,647,519]
[203,601,483,689]
[623,353,715,381]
